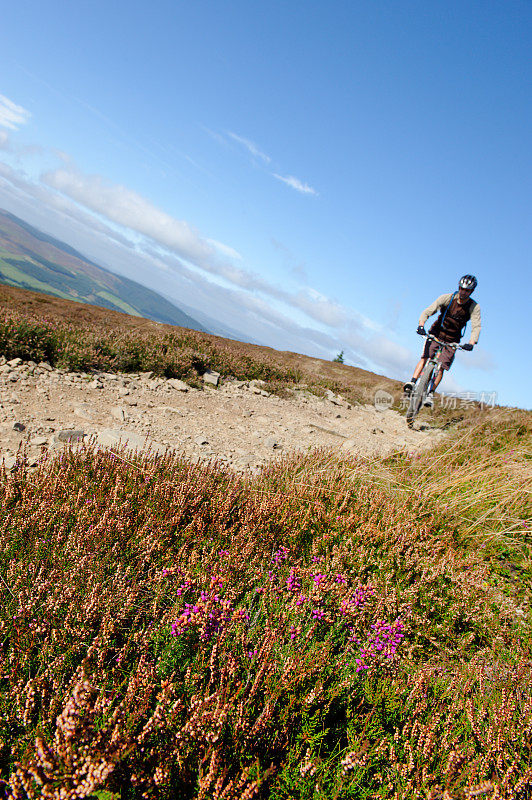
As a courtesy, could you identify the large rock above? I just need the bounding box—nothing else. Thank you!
[1,455,17,470]
[30,436,48,446]
[111,406,129,422]
[56,429,85,443]
[95,429,167,455]
[167,378,189,391]
[325,389,341,405]
[202,370,220,387]
[73,406,94,420]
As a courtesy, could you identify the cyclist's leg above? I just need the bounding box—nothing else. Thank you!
[406,340,431,386]
[424,365,443,406]
[432,346,455,390]
[412,358,427,380]
[432,367,445,390]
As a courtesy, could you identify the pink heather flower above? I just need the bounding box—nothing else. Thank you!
[286,569,301,592]
[272,546,289,564]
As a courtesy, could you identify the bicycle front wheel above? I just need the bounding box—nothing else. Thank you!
[406,364,434,428]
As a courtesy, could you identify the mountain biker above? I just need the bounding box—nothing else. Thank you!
[403,275,481,408]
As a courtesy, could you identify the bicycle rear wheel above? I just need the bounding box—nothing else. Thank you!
[406,364,434,428]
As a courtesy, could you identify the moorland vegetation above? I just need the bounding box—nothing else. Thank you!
[0,290,530,799]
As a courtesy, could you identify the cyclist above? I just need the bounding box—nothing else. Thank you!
[403,275,481,408]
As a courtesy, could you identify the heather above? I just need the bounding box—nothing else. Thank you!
[0,298,424,414]
[0,305,487,426]
[0,310,303,389]
[0,410,530,799]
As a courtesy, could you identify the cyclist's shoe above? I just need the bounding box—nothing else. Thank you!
[403,380,415,395]
[424,392,434,408]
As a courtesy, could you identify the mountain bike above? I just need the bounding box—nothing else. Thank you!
[406,334,463,428]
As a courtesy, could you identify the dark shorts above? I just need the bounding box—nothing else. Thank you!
[422,339,456,371]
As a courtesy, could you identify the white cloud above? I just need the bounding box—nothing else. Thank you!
[39,164,376,335]
[1,159,418,377]
[206,238,243,261]
[438,373,466,395]
[226,131,271,163]
[292,289,348,327]
[42,166,220,269]
[39,164,332,321]
[0,162,135,249]
[273,173,318,196]
[0,131,9,150]
[0,95,31,130]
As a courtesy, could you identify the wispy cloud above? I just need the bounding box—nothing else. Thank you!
[41,166,219,269]
[1,159,414,377]
[206,238,243,261]
[0,95,31,130]
[38,164,358,330]
[226,131,271,163]
[209,128,318,197]
[273,173,318,196]
[292,288,348,327]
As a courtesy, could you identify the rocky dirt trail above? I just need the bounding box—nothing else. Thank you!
[0,358,446,473]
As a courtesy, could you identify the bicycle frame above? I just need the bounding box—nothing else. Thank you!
[424,333,461,377]
[406,334,462,427]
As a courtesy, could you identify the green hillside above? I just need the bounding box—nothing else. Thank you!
[0,210,205,330]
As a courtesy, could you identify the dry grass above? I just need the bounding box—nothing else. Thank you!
[0,409,529,799]
[0,283,482,422]
[0,285,530,798]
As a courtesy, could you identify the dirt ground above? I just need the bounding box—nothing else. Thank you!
[0,358,445,473]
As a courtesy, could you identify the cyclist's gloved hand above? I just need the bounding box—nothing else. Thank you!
[417,325,426,335]
[462,343,474,351]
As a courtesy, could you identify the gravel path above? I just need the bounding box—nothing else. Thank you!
[0,358,445,472]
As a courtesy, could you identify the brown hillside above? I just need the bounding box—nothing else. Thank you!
[0,283,401,402]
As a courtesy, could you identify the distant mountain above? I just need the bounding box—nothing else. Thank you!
[0,209,206,331]
[174,298,263,345]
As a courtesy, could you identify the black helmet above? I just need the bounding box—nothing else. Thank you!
[459,274,477,291]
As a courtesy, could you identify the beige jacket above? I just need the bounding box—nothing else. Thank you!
[419,293,481,345]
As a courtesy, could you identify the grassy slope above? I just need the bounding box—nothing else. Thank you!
[0,286,530,799]
[0,283,482,427]
[0,414,530,799]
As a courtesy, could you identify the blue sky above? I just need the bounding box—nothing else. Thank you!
[0,0,530,408]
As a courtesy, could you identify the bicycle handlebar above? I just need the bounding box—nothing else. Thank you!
[419,332,465,351]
